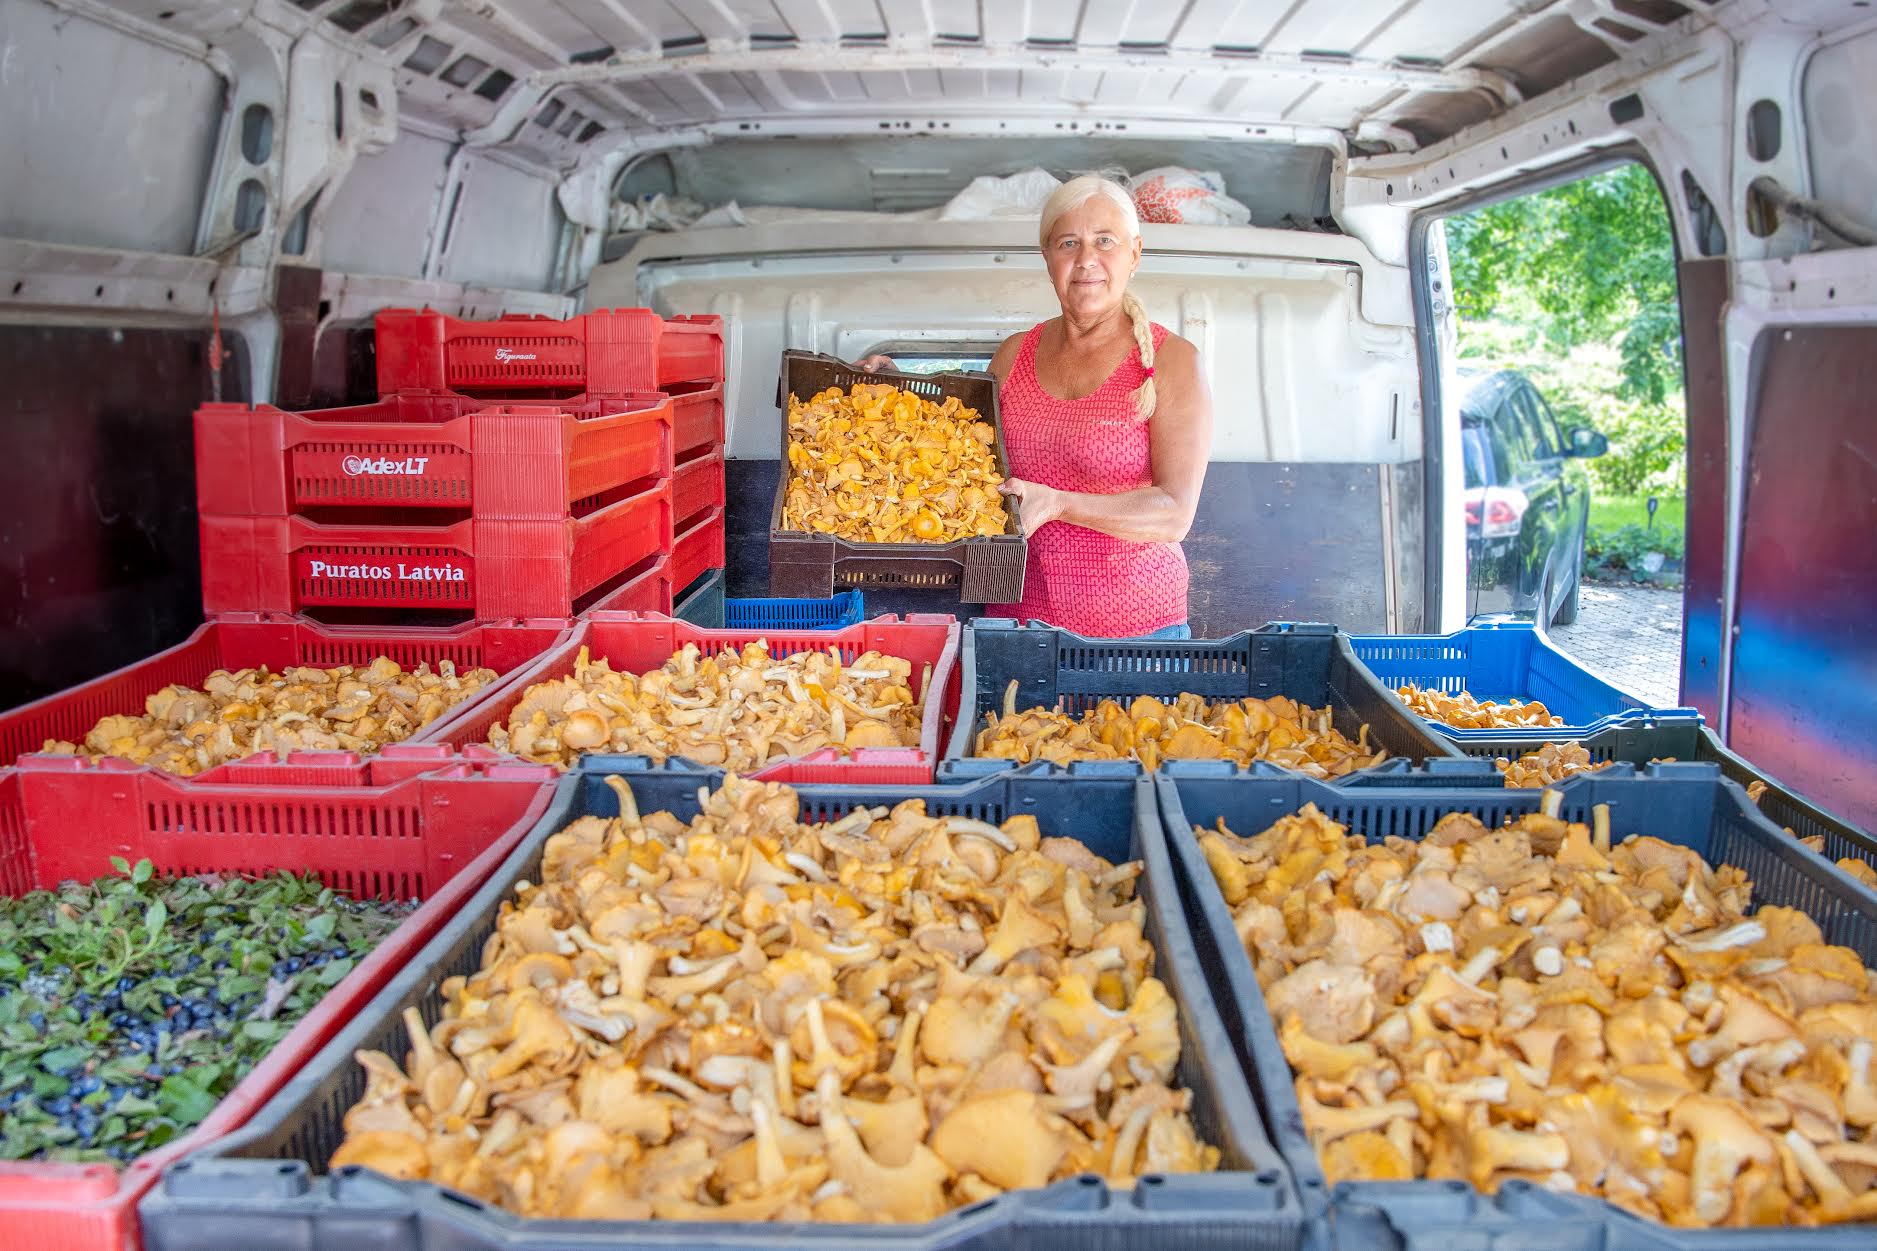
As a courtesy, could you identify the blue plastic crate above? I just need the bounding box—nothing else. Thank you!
[143,760,1303,1251]
[940,620,1469,787]
[1347,622,1701,738]
[1157,762,1877,1249]
[724,588,865,631]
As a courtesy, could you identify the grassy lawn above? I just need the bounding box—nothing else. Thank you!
[1590,493,1684,533]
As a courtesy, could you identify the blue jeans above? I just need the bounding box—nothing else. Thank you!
[1141,623,1192,640]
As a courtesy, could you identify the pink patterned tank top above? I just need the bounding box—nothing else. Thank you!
[989,322,1188,636]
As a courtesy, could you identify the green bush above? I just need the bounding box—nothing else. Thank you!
[1456,322,1685,499]
[1586,522,1683,579]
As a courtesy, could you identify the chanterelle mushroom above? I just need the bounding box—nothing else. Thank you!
[43,657,496,775]
[331,776,1218,1222]
[1201,799,1877,1228]
[488,642,925,771]
[975,691,1386,778]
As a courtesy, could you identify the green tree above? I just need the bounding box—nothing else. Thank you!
[1446,163,1686,496]
[1447,164,1681,401]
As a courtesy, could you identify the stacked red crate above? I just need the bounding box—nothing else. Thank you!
[375,306,728,608]
[197,307,726,620]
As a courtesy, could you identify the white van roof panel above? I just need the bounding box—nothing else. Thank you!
[97,0,1710,164]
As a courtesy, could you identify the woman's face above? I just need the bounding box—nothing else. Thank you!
[1043,196,1142,322]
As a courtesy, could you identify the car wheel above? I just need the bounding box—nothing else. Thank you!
[1546,571,1576,623]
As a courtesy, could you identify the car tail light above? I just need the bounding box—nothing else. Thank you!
[1480,487,1527,538]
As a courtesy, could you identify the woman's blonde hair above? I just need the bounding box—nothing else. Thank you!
[1038,174,1157,420]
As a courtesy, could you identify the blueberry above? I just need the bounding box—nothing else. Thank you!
[331,948,350,961]
[116,976,136,993]
[160,994,178,1009]
[73,1076,100,1096]
[44,1097,71,1117]
[28,1012,45,1030]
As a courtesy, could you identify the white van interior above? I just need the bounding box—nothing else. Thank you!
[3,0,1874,815]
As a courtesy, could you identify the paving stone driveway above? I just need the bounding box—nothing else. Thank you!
[1547,583,1684,708]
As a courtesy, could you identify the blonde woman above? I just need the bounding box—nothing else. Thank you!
[861,174,1212,637]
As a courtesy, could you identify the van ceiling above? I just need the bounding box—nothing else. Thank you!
[619,137,1337,224]
[100,1,1707,168]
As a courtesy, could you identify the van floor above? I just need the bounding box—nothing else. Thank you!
[1548,584,1683,708]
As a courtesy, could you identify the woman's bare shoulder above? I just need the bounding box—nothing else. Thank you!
[989,328,1031,380]
[1154,329,1200,363]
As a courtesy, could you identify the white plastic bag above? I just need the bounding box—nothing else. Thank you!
[690,201,749,229]
[609,192,708,233]
[938,167,1062,220]
[1128,167,1252,226]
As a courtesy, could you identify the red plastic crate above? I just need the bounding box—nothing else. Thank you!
[669,382,725,458]
[195,393,673,519]
[375,308,724,397]
[670,506,725,600]
[582,554,674,617]
[0,615,570,771]
[418,612,962,781]
[671,447,725,530]
[0,753,557,1251]
[200,481,671,619]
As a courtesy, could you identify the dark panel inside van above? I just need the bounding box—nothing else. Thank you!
[0,325,245,709]
[1729,324,1877,830]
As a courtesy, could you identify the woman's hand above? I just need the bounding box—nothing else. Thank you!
[1001,478,1061,532]
[853,354,896,373]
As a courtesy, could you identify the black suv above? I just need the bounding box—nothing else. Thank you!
[1459,371,1608,625]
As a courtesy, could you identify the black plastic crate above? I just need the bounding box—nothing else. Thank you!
[1446,718,1877,875]
[143,757,1302,1251]
[769,351,1026,602]
[1693,726,1877,875]
[1156,763,1877,1249]
[940,621,1474,787]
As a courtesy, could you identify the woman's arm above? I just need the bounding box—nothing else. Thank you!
[1004,335,1212,544]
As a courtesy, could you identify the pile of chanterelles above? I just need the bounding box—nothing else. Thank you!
[330,775,1219,1222]
[487,642,927,770]
[1199,791,1877,1227]
[1496,742,1614,789]
[976,685,1386,778]
[782,382,1009,543]
[41,657,497,776]
[1397,684,1566,730]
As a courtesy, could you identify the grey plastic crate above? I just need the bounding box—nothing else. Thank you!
[1444,718,1877,877]
[142,757,1303,1251]
[671,565,726,627]
[1156,763,1877,1250]
[940,620,1481,788]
